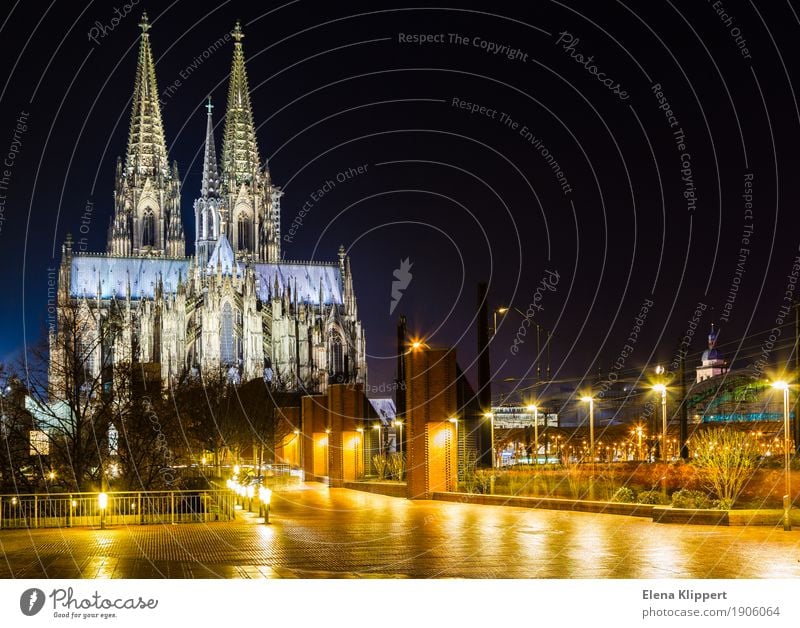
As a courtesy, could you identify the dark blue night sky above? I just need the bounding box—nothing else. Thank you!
[1,0,799,399]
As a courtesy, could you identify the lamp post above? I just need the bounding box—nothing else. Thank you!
[293,429,302,472]
[580,396,595,463]
[527,405,539,464]
[653,383,668,461]
[493,307,508,336]
[98,492,108,529]
[324,428,331,483]
[373,423,383,458]
[259,486,272,524]
[356,427,364,479]
[483,412,496,468]
[449,417,459,477]
[393,420,403,459]
[772,381,792,531]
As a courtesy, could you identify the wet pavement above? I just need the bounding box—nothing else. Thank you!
[1,483,799,578]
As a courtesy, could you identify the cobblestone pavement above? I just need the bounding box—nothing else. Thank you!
[1,484,799,578]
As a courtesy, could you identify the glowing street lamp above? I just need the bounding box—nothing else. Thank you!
[259,486,272,524]
[580,396,595,463]
[484,412,496,468]
[653,382,668,461]
[771,380,793,531]
[526,405,539,464]
[98,492,108,529]
[293,428,302,472]
[493,307,509,336]
[324,428,331,482]
[393,420,403,459]
[373,423,383,458]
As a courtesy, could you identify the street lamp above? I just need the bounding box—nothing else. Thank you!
[393,420,403,459]
[771,380,793,531]
[653,383,668,461]
[580,396,595,463]
[293,428,302,472]
[484,412,496,468]
[526,405,539,465]
[259,486,272,524]
[324,428,331,482]
[98,492,108,529]
[373,423,383,457]
[493,307,509,336]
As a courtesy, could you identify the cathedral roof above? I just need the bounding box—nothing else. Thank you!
[70,254,189,299]
[206,233,240,275]
[254,262,343,305]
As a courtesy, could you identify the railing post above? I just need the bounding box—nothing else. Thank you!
[68,495,72,528]
[138,493,143,525]
[34,496,38,529]
[170,492,175,524]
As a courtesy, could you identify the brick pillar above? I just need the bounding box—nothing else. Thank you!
[327,384,367,487]
[406,347,458,499]
[302,395,327,482]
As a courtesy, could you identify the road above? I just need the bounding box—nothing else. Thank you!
[1,483,798,578]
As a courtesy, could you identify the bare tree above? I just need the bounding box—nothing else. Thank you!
[23,299,119,491]
[233,379,297,468]
[109,362,190,490]
[0,369,39,492]
[171,369,247,476]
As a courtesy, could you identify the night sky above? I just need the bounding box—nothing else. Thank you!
[1,0,799,401]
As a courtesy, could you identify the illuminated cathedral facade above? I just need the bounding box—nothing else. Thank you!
[51,16,367,392]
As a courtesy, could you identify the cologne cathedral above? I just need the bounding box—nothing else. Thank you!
[52,15,367,392]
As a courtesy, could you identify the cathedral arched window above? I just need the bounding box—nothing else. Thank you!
[221,302,235,366]
[142,210,156,248]
[237,213,251,252]
[328,330,345,383]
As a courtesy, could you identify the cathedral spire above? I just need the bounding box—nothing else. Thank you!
[125,13,169,180]
[201,97,220,198]
[221,21,261,187]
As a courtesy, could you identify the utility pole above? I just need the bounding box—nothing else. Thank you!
[794,301,799,453]
[680,352,689,459]
[477,282,493,468]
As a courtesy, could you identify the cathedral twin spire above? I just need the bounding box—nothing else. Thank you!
[221,22,262,188]
[109,16,273,261]
[125,13,169,180]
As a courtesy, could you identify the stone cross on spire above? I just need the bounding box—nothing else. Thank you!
[139,12,151,33]
[232,20,244,42]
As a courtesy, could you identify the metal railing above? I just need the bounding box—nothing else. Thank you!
[0,489,235,530]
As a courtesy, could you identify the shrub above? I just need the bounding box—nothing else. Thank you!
[636,490,669,505]
[611,487,636,503]
[689,428,759,507]
[671,489,712,509]
[372,454,388,480]
[475,469,496,494]
[386,452,405,480]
